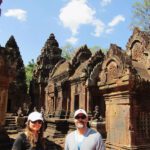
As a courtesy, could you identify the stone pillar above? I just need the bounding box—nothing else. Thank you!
[103,90,132,149]
[0,87,8,126]
[81,84,87,110]
[70,84,75,114]
[86,87,92,117]
[0,79,16,149]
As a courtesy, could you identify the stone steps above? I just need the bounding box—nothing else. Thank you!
[5,113,19,134]
[6,129,18,134]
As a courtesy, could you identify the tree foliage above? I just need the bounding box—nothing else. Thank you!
[89,46,107,54]
[129,0,150,33]
[25,59,36,91]
[61,44,76,60]
[61,44,107,60]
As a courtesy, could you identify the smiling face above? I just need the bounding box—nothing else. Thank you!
[74,113,88,129]
[29,120,43,132]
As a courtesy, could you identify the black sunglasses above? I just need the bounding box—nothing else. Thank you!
[31,120,43,124]
[75,115,86,120]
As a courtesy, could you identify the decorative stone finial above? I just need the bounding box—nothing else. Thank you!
[45,33,59,47]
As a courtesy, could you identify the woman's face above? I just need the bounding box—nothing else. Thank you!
[29,120,43,132]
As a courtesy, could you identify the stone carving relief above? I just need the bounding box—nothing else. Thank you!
[70,45,91,69]
[100,59,120,84]
[131,41,145,62]
[107,61,118,82]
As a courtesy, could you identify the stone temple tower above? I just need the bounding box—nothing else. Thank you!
[30,33,63,110]
[6,35,28,113]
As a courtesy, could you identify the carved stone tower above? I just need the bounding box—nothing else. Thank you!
[6,36,28,113]
[30,33,63,110]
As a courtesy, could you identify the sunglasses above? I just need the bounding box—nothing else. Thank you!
[31,120,43,124]
[75,115,86,120]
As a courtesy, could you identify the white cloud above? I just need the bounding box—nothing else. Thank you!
[108,15,125,27]
[66,36,78,45]
[105,28,113,34]
[101,0,111,7]
[59,0,104,37]
[91,19,105,37]
[4,9,27,21]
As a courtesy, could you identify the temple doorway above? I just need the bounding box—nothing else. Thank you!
[7,99,11,112]
[74,95,79,110]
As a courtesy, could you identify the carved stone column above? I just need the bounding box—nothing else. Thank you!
[86,87,92,117]
[0,78,16,149]
[0,87,8,126]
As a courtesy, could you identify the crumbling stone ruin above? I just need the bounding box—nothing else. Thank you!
[98,27,150,149]
[29,33,63,111]
[0,40,17,149]
[45,45,105,119]
[43,28,150,149]
[6,36,29,113]
[1,27,150,149]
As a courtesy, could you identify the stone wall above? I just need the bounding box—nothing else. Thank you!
[6,36,29,113]
[0,42,16,149]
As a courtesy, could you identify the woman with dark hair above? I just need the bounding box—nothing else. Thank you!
[12,112,45,150]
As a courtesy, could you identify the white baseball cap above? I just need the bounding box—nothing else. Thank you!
[28,112,43,122]
[74,109,88,117]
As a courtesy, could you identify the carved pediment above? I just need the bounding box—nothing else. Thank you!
[126,27,150,63]
[85,49,104,77]
[70,45,91,69]
[131,40,144,61]
[99,44,129,85]
[126,27,150,78]
[52,61,71,78]
[100,59,121,85]
[50,58,66,78]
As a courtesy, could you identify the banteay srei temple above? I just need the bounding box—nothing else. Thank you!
[1,27,150,149]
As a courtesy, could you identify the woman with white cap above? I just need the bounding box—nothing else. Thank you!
[12,111,45,150]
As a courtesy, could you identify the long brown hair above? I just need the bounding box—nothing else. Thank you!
[25,120,45,149]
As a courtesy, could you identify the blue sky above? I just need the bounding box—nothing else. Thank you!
[0,0,137,66]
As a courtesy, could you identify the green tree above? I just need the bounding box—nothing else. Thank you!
[89,46,101,53]
[61,44,76,60]
[61,44,107,60]
[25,59,36,91]
[89,46,107,54]
[129,0,150,33]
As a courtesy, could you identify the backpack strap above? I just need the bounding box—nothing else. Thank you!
[86,128,91,136]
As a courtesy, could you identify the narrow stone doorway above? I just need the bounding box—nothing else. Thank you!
[7,99,11,112]
[74,95,79,110]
